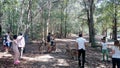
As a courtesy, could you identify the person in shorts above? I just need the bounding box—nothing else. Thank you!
[4,32,12,53]
[101,38,109,61]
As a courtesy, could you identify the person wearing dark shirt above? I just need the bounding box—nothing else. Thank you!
[47,33,51,53]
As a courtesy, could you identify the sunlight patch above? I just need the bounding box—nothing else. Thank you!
[53,59,69,66]
[22,54,54,62]
[56,39,75,42]
[3,53,12,57]
[97,64,106,68]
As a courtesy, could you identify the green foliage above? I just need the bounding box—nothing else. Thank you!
[1,0,120,40]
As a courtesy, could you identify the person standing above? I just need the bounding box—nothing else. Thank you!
[17,33,25,58]
[76,33,87,68]
[47,32,51,53]
[101,38,109,61]
[112,40,120,68]
[12,35,20,65]
[5,31,12,53]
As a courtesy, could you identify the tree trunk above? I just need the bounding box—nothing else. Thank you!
[17,0,25,34]
[46,0,51,36]
[113,1,117,40]
[27,0,33,39]
[60,4,64,38]
[0,17,2,37]
[83,0,95,46]
[89,0,95,46]
[0,2,3,37]
[64,1,68,38]
[41,9,45,41]
[0,14,2,37]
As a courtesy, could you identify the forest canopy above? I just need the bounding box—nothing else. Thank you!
[0,0,120,41]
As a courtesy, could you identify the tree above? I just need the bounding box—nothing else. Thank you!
[0,1,2,37]
[83,0,96,46]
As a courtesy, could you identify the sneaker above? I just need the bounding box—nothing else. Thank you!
[14,60,20,65]
[16,60,20,63]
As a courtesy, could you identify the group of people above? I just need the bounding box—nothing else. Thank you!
[2,32,55,65]
[101,37,120,68]
[76,33,120,68]
[2,31,120,67]
[3,32,25,65]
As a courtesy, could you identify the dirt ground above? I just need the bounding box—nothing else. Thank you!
[0,36,113,68]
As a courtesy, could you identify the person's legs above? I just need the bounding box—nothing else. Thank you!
[78,49,82,67]
[105,49,109,61]
[14,51,20,64]
[17,51,20,61]
[5,43,9,53]
[13,54,16,63]
[5,47,8,53]
[102,50,105,61]
[23,47,25,53]
[18,47,23,58]
[82,49,85,68]
[9,42,12,48]
[112,58,117,68]
[20,47,24,58]
[116,58,120,68]
[14,52,19,64]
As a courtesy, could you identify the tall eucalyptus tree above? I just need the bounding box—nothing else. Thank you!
[0,1,3,37]
[111,0,120,40]
[83,0,96,46]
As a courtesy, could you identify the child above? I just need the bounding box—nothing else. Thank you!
[101,38,109,61]
[12,35,20,65]
[17,33,25,58]
[112,40,120,68]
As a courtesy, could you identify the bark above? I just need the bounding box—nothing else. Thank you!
[83,0,95,46]
[89,0,95,46]
[41,9,45,41]
[0,4,2,37]
[0,15,2,36]
[17,0,25,34]
[46,0,51,36]
[60,2,64,38]
[27,0,33,39]
[64,0,68,38]
[38,1,49,41]
[112,2,117,40]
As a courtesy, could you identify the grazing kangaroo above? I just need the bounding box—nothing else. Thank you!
[65,44,78,60]
[38,40,47,54]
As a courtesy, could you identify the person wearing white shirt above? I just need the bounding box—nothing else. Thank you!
[5,31,12,53]
[112,40,120,68]
[76,33,87,68]
[17,33,25,58]
[101,38,109,61]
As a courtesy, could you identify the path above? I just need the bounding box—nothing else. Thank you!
[0,35,113,68]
